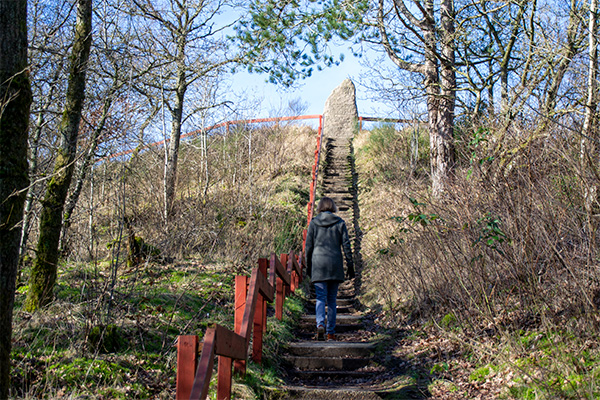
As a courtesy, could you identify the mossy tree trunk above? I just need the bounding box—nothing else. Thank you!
[0,0,32,397]
[25,0,93,312]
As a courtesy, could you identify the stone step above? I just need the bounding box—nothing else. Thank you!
[286,355,370,370]
[288,370,382,383]
[309,292,354,299]
[298,322,364,333]
[286,341,376,357]
[294,331,372,341]
[272,385,385,399]
[305,305,355,314]
[307,298,355,307]
[301,314,362,324]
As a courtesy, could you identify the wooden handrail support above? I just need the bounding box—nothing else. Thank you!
[176,251,304,400]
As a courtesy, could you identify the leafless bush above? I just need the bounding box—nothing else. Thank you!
[358,121,600,335]
[62,123,314,268]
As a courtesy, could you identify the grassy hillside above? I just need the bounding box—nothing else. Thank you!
[12,123,313,399]
[354,122,600,399]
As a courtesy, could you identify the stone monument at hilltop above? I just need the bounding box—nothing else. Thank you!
[322,79,358,139]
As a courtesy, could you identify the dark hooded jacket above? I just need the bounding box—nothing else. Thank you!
[305,211,354,282]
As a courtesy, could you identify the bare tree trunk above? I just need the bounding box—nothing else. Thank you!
[19,111,43,263]
[425,0,456,196]
[582,0,599,226]
[25,0,92,311]
[0,0,32,396]
[543,0,583,118]
[19,60,65,264]
[164,40,187,220]
[61,94,113,252]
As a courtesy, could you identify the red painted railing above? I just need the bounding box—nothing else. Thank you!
[175,251,303,400]
[104,115,323,161]
[307,115,324,226]
[173,114,417,399]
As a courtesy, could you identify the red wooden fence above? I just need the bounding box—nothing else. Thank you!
[175,251,304,400]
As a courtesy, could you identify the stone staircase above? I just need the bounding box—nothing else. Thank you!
[281,280,384,399]
[269,80,426,399]
[272,136,422,399]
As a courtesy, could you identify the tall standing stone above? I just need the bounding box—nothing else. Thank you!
[323,79,358,139]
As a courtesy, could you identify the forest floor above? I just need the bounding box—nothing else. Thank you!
[10,260,305,399]
[11,255,599,399]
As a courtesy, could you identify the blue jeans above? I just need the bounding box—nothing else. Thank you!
[314,281,339,334]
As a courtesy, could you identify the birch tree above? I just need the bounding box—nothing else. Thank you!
[581,0,598,224]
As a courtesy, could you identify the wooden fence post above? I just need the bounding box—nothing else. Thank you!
[176,335,198,400]
[275,274,284,321]
[234,276,248,375]
[217,356,232,400]
[252,259,268,363]
[259,258,268,334]
[281,253,289,297]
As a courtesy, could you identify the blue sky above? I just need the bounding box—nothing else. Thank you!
[230,52,399,119]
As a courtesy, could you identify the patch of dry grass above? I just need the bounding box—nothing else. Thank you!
[354,121,600,398]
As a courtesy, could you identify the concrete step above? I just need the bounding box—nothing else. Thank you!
[286,355,370,370]
[286,341,376,357]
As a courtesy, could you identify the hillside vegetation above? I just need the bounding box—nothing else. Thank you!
[12,123,313,399]
[355,120,600,398]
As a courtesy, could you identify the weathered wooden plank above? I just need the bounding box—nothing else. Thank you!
[239,269,259,346]
[270,253,290,286]
[256,266,274,302]
[217,356,232,400]
[189,328,216,400]
[252,282,265,363]
[276,275,284,320]
[258,259,268,334]
[234,275,248,335]
[214,325,246,360]
[176,335,198,400]
[281,253,290,296]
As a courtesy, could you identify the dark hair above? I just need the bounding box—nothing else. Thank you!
[316,196,337,213]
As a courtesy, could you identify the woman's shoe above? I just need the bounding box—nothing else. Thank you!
[327,334,336,341]
[317,325,325,341]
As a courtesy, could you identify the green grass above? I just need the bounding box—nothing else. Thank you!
[12,260,308,399]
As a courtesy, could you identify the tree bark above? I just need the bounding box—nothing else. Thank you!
[0,0,32,397]
[436,0,456,196]
[25,0,92,311]
[581,0,599,226]
[543,0,583,118]
[420,0,456,196]
[164,53,187,219]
